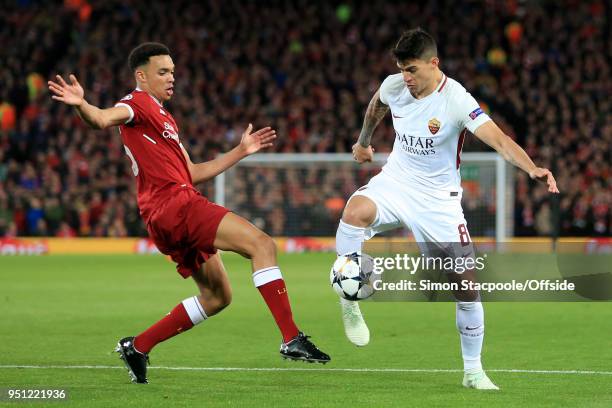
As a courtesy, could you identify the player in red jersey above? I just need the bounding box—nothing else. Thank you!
[48,42,330,384]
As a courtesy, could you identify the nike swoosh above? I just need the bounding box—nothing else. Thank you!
[465,325,482,330]
[392,113,404,119]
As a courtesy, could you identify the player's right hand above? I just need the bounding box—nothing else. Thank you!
[352,143,375,163]
[48,74,85,106]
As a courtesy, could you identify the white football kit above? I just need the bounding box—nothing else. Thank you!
[352,72,491,244]
[339,73,498,387]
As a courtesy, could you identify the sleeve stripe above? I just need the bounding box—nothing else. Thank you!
[114,102,134,124]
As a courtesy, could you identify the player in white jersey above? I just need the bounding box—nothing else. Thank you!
[335,28,559,390]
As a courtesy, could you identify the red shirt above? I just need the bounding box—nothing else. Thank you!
[115,89,194,223]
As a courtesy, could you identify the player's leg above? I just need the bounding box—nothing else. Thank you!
[408,197,498,390]
[336,195,377,346]
[191,253,232,317]
[447,268,498,389]
[213,212,330,363]
[337,195,377,252]
[336,175,403,346]
[117,254,231,384]
[130,254,225,351]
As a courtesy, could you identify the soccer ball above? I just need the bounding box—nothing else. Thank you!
[330,253,375,301]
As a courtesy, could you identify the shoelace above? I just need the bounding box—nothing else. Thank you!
[465,371,484,384]
[299,335,322,353]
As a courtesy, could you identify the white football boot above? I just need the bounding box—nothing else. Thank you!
[339,298,370,346]
[462,371,500,390]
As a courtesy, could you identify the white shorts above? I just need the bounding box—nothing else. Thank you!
[350,172,473,255]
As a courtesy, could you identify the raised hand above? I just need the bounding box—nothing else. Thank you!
[352,143,375,163]
[239,124,277,155]
[529,167,560,193]
[48,74,85,106]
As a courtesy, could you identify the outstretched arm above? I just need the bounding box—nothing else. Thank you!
[48,74,130,129]
[181,124,276,185]
[474,121,559,193]
[353,89,389,163]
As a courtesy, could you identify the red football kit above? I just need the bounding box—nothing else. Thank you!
[115,89,228,278]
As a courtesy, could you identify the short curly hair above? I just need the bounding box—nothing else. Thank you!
[128,42,171,72]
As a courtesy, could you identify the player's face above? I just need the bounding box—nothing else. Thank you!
[397,57,439,97]
[137,55,175,102]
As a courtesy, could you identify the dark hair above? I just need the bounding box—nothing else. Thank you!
[392,28,437,62]
[128,42,171,71]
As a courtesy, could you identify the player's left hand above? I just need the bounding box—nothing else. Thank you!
[529,167,560,193]
[240,124,277,155]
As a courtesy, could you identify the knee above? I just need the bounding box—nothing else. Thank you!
[250,232,276,259]
[342,205,375,228]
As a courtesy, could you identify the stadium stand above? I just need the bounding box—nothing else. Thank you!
[1,0,609,237]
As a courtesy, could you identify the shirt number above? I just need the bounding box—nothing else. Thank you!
[458,223,471,246]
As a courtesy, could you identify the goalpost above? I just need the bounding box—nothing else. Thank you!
[215,153,513,242]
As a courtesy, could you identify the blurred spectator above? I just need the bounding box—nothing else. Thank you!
[25,197,44,235]
[56,221,76,238]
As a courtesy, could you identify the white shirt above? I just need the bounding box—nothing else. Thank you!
[379,73,491,194]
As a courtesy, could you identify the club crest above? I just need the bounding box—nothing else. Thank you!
[428,118,441,134]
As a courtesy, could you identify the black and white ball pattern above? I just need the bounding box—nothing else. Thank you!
[330,252,375,301]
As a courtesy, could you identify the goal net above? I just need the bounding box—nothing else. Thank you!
[215,153,513,241]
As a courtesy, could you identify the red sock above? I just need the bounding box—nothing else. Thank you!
[257,278,299,342]
[134,303,194,353]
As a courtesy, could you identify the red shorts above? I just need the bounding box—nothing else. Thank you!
[147,188,229,278]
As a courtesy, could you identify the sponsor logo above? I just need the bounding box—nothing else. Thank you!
[396,132,435,155]
[282,238,335,253]
[428,118,441,134]
[584,238,612,254]
[0,238,48,255]
[392,113,404,119]
[469,107,483,120]
[465,325,482,330]
[162,122,179,143]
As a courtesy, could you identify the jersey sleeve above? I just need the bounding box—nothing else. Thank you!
[114,93,145,125]
[450,88,491,133]
[378,74,403,106]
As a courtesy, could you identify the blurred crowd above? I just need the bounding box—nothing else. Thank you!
[1,0,609,238]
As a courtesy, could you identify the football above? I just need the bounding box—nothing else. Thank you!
[330,252,376,301]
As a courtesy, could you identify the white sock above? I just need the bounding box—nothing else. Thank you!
[456,301,484,374]
[252,266,283,287]
[336,220,365,255]
[182,296,208,325]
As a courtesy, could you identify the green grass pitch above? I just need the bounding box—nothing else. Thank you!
[1,253,611,407]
